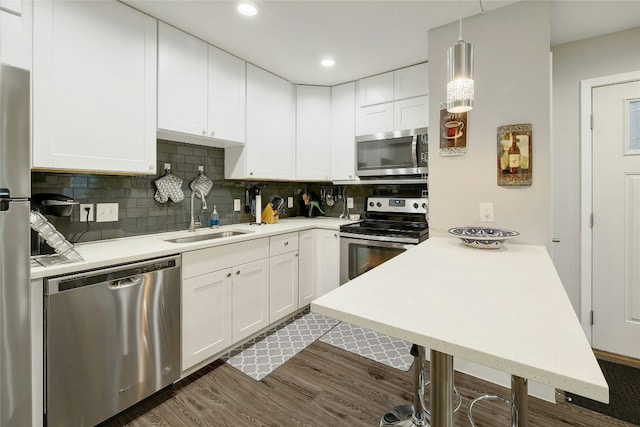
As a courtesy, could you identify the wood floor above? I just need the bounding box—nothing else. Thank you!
[102,341,635,427]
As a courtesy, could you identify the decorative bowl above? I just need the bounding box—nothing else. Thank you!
[448,226,519,249]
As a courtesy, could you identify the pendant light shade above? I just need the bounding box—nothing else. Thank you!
[446,39,474,113]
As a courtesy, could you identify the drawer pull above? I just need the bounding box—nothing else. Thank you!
[284,241,289,246]
[227,272,232,278]
[236,270,240,275]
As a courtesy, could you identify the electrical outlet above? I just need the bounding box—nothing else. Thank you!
[79,204,94,222]
[347,197,354,209]
[479,203,495,222]
[234,199,241,212]
[287,196,294,208]
[96,203,119,222]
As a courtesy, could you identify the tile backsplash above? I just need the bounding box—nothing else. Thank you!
[32,140,418,243]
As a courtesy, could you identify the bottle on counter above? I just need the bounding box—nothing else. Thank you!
[210,205,219,228]
[508,133,520,174]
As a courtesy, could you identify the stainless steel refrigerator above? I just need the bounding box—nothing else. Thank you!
[0,63,32,426]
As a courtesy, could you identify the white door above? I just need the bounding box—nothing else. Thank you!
[591,79,640,358]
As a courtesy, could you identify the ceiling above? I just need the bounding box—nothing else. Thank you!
[123,0,640,86]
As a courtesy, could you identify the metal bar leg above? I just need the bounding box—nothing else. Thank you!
[412,345,429,426]
[430,350,454,427]
[511,376,528,427]
[380,344,430,427]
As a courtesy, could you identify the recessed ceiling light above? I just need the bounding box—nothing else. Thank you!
[321,58,336,67]
[237,2,258,17]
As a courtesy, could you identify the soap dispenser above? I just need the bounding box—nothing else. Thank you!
[210,205,219,228]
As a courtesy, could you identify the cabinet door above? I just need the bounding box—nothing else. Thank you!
[208,45,246,143]
[243,64,295,180]
[330,82,356,180]
[32,0,157,174]
[394,63,428,100]
[356,71,393,107]
[232,258,270,342]
[269,251,299,323]
[0,0,31,69]
[394,96,429,131]
[157,22,208,137]
[182,268,232,371]
[356,102,394,136]
[317,229,340,297]
[298,229,317,307]
[296,85,330,181]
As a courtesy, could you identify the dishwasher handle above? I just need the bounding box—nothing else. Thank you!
[46,255,181,295]
[108,274,143,289]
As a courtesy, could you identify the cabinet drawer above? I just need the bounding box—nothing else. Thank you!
[270,232,299,256]
[182,237,269,279]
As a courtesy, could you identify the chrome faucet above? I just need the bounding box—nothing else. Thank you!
[189,188,208,232]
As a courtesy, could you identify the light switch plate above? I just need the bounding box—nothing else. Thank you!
[287,197,294,208]
[234,199,241,212]
[96,203,119,222]
[347,197,354,209]
[479,203,494,222]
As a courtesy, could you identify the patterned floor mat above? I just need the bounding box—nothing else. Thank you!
[319,321,414,371]
[221,310,339,381]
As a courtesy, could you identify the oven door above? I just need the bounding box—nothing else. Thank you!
[340,235,415,284]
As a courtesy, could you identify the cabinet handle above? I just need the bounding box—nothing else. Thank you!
[249,172,253,176]
[227,272,231,278]
[334,233,338,238]
[202,130,206,136]
[236,270,240,275]
[295,253,298,257]
[284,241,289,246]
[210,131,215,137]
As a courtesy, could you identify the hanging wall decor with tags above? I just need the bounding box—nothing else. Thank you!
[439,102,468,156]
[497,123,532,186]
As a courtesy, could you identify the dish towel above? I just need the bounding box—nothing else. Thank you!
[154,169,184,203]
[189,169,213,199]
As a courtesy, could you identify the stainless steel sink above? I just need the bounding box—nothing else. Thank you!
[164,230,252,244]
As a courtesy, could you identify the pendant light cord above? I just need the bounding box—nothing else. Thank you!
[458,0,463,41]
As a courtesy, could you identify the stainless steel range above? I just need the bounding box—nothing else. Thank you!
[340,197,428,284]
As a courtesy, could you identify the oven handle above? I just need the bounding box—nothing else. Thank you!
[339,231,419,245]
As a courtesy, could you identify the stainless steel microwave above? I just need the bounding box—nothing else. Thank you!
[355,128,428,178]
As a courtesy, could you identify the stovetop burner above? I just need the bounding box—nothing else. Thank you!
[340,197,429,243]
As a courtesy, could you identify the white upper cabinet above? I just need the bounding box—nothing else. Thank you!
[32,0,157,174]
[0,0,32,70]
[207,45,246,143]
[355,63,429,136]
[330,82,356,181]
[296,85,331,181]
[158,23,208,138]
[157,22,246,146]
[356,71,393,107]
[225,64,295,180]
[394,62,429,100]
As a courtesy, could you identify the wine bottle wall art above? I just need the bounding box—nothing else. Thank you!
[497,123,532,186]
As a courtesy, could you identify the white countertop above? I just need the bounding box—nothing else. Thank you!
[311,236,609,403]
[31,217,352,280]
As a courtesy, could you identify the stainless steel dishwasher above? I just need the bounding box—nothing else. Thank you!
[45,255,181,427]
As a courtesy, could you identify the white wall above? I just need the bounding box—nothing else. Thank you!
[428,1,551,248]
[427,1,555,402]
[551,27,640,315]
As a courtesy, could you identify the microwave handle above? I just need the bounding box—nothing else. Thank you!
[411,135,419,168]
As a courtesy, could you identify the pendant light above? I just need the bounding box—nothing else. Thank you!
[446,13,474,113]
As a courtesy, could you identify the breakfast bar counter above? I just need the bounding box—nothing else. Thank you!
[311,236,608,426]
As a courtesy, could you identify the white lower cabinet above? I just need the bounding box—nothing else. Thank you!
[298,229,317,306]
[181,238,269,371]
[316,229,340,297]
[182,268,232,371]
[269,232,299,322]
[269,251,299,323]
[232,258,270,342]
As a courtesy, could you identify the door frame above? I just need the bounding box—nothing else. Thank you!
[579,70,640,341]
